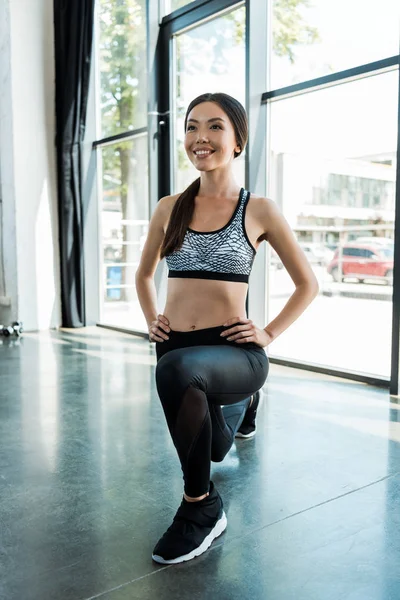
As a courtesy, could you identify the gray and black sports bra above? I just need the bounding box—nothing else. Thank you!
[165,188,257,283]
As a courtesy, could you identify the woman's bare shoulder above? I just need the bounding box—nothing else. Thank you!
[247,193,276,219]
[248,192,275,207]
[157,193,181,232]
[158,192,181,208]
[247,193,287,243]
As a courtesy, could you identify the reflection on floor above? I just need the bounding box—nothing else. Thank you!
[0,327,399,600]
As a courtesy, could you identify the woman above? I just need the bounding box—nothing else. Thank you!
[135,92,319,565]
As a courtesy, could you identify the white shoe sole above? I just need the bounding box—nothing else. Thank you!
[152,511,227,565]
[235,428,256,439]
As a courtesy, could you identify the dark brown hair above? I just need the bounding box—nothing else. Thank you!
[159,92,248,259]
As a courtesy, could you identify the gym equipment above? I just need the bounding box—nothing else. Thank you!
[11,321,24,336]
[0,321,24,337]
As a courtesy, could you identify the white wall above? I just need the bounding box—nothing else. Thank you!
[0,0,60,330]
[0,0,18,327]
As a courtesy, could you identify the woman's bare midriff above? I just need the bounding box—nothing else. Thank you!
[163,278,249,332]
[160,191,266,332]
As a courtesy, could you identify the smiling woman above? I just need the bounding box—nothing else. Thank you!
[172,6,247,192]
[187,118,228,154]
[135,91,319,566]
[159,93,248,264]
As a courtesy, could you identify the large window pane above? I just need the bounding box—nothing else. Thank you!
[268,71,398,378]
[98,0,147,137]
[271,0,400,89]
[170,0,196,12]
[99,135,149,330]
[172,6,246,193]
[161,0,201,16]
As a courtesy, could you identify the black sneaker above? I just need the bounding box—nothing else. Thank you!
[235,391,261,439]
[152,481,227,564]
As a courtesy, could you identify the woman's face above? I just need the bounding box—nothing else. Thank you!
[184,101,240,172]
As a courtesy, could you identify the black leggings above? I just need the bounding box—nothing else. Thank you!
[155,324,269,497]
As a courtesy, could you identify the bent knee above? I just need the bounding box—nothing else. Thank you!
[211,448,228,463]
[155,352,206,391]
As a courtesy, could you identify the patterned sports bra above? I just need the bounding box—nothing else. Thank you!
[165,188,257,283]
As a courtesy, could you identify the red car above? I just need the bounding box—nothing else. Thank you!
[327,243,393,285]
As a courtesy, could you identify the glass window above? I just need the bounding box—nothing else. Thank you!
[267,71,398,378]
[99,135,149,330]
[170,0,197,12]
[381,247,394,258]
[343,248,361,257]
[161,0,203,16]
[98,0,147,138]
[271,0,400,89]
[172,6,246,193]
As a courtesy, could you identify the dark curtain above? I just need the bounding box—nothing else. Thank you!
[54,0,95,327]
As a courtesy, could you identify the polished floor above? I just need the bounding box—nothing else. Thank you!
[0,327,399,600]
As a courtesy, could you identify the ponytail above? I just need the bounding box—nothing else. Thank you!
[159,178,200,259]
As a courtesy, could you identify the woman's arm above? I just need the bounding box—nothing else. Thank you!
[263,282,318,343]
[135,196,170,327]
[135,277,159,328]
[260,197,319,343]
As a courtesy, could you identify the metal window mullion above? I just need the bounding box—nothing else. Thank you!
[247,0,268,330]
[162,0,242,30]
[93,127,148,149]
[390,64,400,396]
[170,34,177,194]
[263,55,399,102]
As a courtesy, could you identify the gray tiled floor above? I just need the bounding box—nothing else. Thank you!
[0,327,399,600]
